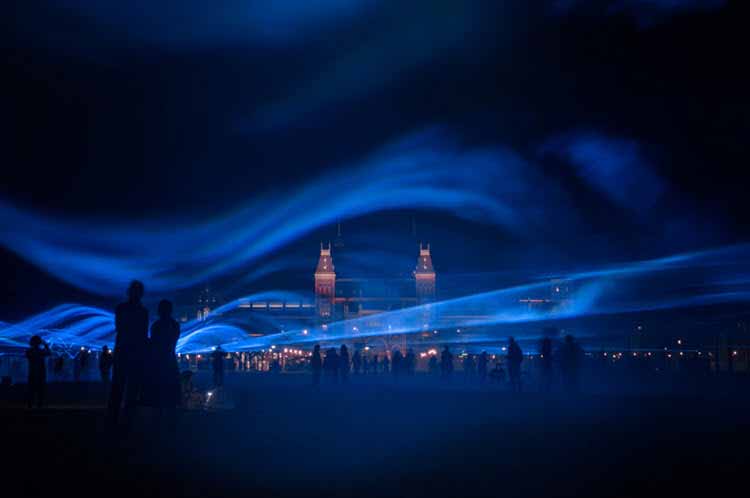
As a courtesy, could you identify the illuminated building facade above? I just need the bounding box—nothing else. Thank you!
[314,242,437,323]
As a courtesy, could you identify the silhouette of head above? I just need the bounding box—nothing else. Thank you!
[340,344,348,353]
[509,337,516,344]
[29,335,43,348]
[102,345,110,353]
[127,280,145,302]
[314,344,320,352]
[158,299,173,318]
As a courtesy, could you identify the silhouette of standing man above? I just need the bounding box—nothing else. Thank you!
[25,335,51,409]
[108,280,149,426]
[440,346,453,381]
[507,337,523,393]
[211,346,225,388]
[477,351,488,384]
[150,299,181,424]
[99,345,113,401]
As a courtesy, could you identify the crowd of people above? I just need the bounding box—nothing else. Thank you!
[18,281,182,421]
[17,280,588,414]
[307,335,584,393]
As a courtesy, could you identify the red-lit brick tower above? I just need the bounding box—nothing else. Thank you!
[315,242,336,320]
[415,243,436,303]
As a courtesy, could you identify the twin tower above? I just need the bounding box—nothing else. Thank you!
[314,243,436,320]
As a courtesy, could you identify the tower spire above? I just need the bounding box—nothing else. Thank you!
[415,242,436,303]
[315,243,336,320]
[334,220,344,248]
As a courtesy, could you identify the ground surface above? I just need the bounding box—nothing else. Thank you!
[1,373,749,498]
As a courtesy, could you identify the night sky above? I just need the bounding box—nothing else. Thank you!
[1,0,748,317]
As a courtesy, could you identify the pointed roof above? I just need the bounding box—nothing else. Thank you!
[315,242,335,275]
[415,243,435,275]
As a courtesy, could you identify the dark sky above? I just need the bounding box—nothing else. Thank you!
[1,0,748,315]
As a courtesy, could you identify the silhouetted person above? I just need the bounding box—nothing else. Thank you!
[441,346,454,381]
[428,355,439,376]
[211,346,225,387]
[80,348,90,376]
[489,361,506,385]
[477,351,488,384]
[405,349,416,376]
[382,354,390,374]
[391,349,403,379]
[270,359,282,374]
[73,349,83,382]
[560,335,583,394]
[362,355,369,375]
[311,345,322,385]
[108,280,149,426]
[339,345,350,383]
[324,348,339,383]
[352,350,362,375]
[25,335,50,408]
[150,299,181,421]
[99,345,113,398]
[53,355,64,380]
[507,337,523,393]
[540,337,553,393]
[371,354,378,375]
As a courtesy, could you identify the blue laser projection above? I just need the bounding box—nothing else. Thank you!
[5,244,749,354]
[0,129,556,296]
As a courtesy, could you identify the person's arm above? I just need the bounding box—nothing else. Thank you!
[142,308,150,342]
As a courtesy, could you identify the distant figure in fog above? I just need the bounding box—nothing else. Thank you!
[560,335,583,394]
[339,345,350,383]
[211,346,225,387]
[477,351,488,384]
[441,346,454,381]
[270,359,282,374]
[25,335,51,409]
[73,349,82,382]
[540,337,553,393]
[80,348,90,373]
[507,337,523,393]
[428,355,439,376]
[108,280,149,426]
[53,355,64,380]
[150,299,181,418]
[382,354,390,374]
[362,355,369,375]
[391,349,403,378]
[324,348,339,383]
[99,345,113,396]
[311,345,322,385]
[371,354,378,375]
[405,349,416,376]
[352,349,362,375]
[489,361,506,385]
